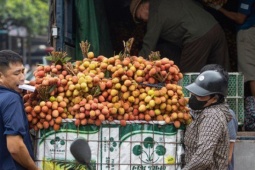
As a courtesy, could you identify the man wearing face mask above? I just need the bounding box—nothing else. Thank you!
[182,70,232,170]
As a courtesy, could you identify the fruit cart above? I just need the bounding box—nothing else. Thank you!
[23,40,192,170]
[31,71,244,170]
[25,36,245,169]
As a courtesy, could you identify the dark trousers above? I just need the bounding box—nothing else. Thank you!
[180,24,230,73]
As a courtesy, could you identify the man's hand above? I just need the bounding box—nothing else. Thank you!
[207,3,222,10]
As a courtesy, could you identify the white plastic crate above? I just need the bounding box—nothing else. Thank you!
[34,120,185,170]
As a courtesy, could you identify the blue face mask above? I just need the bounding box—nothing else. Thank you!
[188,95,210,110]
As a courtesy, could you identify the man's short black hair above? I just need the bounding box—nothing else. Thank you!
[0,50,23,73]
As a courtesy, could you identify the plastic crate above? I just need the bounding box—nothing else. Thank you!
[34,121,185,170]
[179,72,244,125]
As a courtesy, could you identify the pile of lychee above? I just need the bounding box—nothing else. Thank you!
[23,51,191,131]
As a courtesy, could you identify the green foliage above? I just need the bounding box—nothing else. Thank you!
[49,159,88,170]
[45,55,72,66]
[45,51,73,67]
[0,0,48,35]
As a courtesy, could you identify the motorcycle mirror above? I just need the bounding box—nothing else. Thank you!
[70,138,92,170]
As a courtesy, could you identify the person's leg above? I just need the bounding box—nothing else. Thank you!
[250,80,255,96]
[207,24,230,71]
[180,33,212,72]
[156,41,181,66]
[244,81,252,97]
[180,24,229,72]
[237,27,255,96]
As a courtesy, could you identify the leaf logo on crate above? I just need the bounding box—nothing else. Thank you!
[132,137,166,163]
[109,137,118,152]
[49,136,66,152]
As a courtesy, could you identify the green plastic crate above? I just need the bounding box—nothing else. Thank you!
[179,72,244,125]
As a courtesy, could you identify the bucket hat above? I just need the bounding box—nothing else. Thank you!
[130,0,143,23]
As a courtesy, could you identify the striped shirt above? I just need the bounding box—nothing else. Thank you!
[183,103,232,170]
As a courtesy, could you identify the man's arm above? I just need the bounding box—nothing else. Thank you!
[218,8,247,24]
[227,110,238,165]
[139,7,163,58]
[208,0,251,24]
[7,135,39,170]
[228,142,235,164]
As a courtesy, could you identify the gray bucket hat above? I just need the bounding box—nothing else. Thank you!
[130,0,143,23]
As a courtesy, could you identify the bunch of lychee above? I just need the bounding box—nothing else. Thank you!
[23,52,191,131]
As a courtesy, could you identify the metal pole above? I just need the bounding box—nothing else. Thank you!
[55,0,64,51]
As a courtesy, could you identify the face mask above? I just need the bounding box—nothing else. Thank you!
[188,95,210,110]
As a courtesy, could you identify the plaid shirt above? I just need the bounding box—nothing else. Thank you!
[182,103,232,170]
